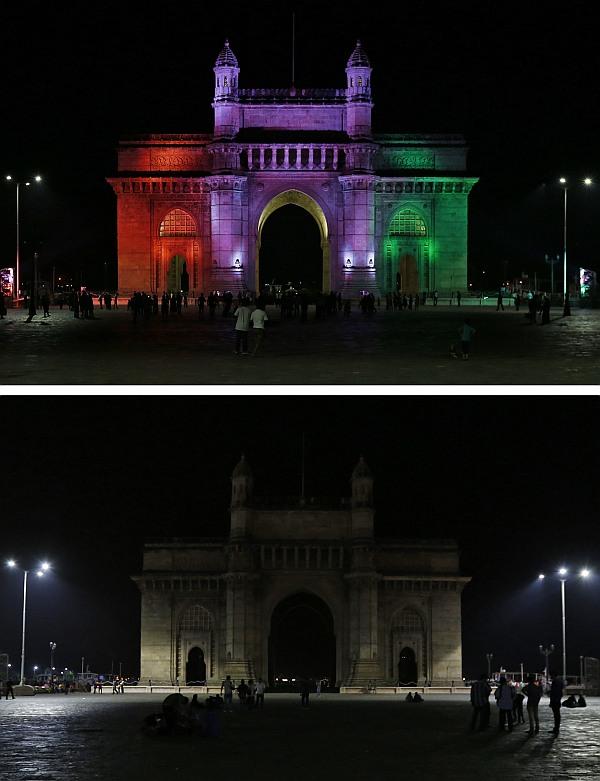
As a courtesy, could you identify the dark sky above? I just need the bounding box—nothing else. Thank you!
[2,0,600,290]
[1,396,598,680]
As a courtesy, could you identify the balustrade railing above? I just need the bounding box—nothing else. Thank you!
[243,144,343,171]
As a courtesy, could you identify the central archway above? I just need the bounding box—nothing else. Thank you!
[186,647,206,684]
[269,592,335,685]
[256,190,330,293]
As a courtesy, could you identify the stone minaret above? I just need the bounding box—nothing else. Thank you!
[345,40,373,139]
[350,455,374,539]
[213,39,241,138]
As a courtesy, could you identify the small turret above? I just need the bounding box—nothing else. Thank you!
[213,40,241,138]
[231,454,253,508]
[351,456,373,508]
[345,40,373,138]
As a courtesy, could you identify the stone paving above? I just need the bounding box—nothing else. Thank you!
[1,693,598,780]
[1,305,599,385]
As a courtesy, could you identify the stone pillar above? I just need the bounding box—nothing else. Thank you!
[345,573,380,685]
[138,587,174,684]
[339,175,378,297]
[283,146,290,170]
[271,146,277,169]
[430,590,465,685]
[333,147,339,170]
[320,146,327,170]
[296,145,302,169]
[207,175,248,293]
[247,147,253,170]
[259,147,265,170]
[308,147,314,170]
[224,572,257,682]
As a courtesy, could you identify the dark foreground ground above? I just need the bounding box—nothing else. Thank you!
[1,693,598,780]
[1,305,599,385]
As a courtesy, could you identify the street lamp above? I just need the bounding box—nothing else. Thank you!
[486,653,493,680]
[6,559,51,686]
[558,177,593,316]
[5,174,43,302]
[538,567,591,680]
[539,643,554,682]
[49,642,57,673]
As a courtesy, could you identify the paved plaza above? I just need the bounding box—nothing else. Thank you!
[1,693,598,780]
[1,305,599,385]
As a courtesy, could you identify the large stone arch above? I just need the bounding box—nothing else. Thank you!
[267,590,336,685]
[255,189,331,292]
[388,605,429,684]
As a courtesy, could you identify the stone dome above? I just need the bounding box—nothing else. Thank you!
[232,454,252,478]
[346,40,370,68]
[351,456,372,479]
[215,39,239,68]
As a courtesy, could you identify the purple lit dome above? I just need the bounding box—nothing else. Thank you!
[347,40,370,68]
[215,39,239,68]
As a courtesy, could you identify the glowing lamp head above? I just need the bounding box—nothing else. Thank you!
[34,175,42,182]
[559,177,567,184]
[7,559,16,568]
[584,178,592,186]
[36,570,44,577]
[580,568,590,578]
[6,175,12,181]
[41,562,50,571]
[538,573,545,580]
[558,567,568,577]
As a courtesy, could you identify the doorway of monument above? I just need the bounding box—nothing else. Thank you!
[167,254,186,292]
[268,592,335,686]
[399,253,419,295]
[259,205,322,292]
[397,646,418,685]
[186,646,207,684]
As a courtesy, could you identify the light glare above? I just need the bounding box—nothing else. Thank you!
[538,573,545,580]
[559,177,567,184]
[41,562,50,571]
[6,175,12,181]
[584,178,592,186]
[36,570,44,577]
[558,567,568,576]
[580,568,590,578]
[7,559,16,567]
[34,175,42,182]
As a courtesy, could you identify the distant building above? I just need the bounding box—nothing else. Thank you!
[109,40,477,297]
[133,457,470,687]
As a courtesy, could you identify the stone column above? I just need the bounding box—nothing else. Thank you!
[296,145,302,169]
[259,148,265,170]
[333,147,339,170]
[208,175,248,293]
[339,175,378,297]
[283,147,290,170]
[138,586,174,685]
[223,573,256,681]
[320,146,327,170]
[308,147,314,170]
[247,147,253,170]
[271,146,277,169]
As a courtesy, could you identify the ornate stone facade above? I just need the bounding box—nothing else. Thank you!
[108,40,478,297]
[133,457,470,687]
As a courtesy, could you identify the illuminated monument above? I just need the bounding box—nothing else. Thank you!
[133,457,470,688]
[109,41,478,297]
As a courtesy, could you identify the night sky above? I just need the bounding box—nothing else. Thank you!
[3,1,600,290]
[1,396,598,680]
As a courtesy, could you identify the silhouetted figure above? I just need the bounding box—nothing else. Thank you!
[300,679,310,707]
[523,675,542,734]
[5,679,15,699]
[470,674,491,731]
[549,674,564,734]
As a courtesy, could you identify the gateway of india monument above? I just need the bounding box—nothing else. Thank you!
[108,40,478,298]
[133,457,470,688]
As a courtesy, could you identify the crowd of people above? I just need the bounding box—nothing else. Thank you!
[470,673,587,736]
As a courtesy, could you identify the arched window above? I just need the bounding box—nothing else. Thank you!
[389,208,427,238]
[159,209,197,238]
[178,604,213,632]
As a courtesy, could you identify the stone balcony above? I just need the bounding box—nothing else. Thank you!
[242,144,345,172]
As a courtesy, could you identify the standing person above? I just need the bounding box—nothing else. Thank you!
[197,293,205,318]
[316,679,322,697]
[494,675,515,732]
[237,679,248,707]
[496,289,504,311]
[433,289,438,306]
[527,291,536,324]
[458,319,476,360]
[0,290,7,319]
[512,684,525,725]
[469,674,492,731]
[247,679,256,709]
[548,673,564,735]
[112,678,119,695]
[541,294,551,325]
[300,679,310,707]
[220,675,234,712]
[457,290,462,307]
[5,679,15,699]
[250,303,268,356]
[523,675,542,735]
[233,299,251,355]
[514,292,521,311]
[255,678,266,709]
[25,292,37,323]
[114,291,119,309]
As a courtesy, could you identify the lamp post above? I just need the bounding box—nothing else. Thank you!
[558,177,593,316]
[5,175,43,302]
[49,642,56,674]
[538,567,591,680]
[539,643,554,682]
[6,559,50,686]
[486,653,493,680]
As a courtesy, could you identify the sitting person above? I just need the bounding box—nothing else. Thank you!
[405,692,414,702]
[162,693,191,733]
[577,694,587,708]
[413,692,424,703]
[562,694,578,708]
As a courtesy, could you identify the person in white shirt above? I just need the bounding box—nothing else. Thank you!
[250,304,268,356]
[234,300,251,355]
[255,677,266,708]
